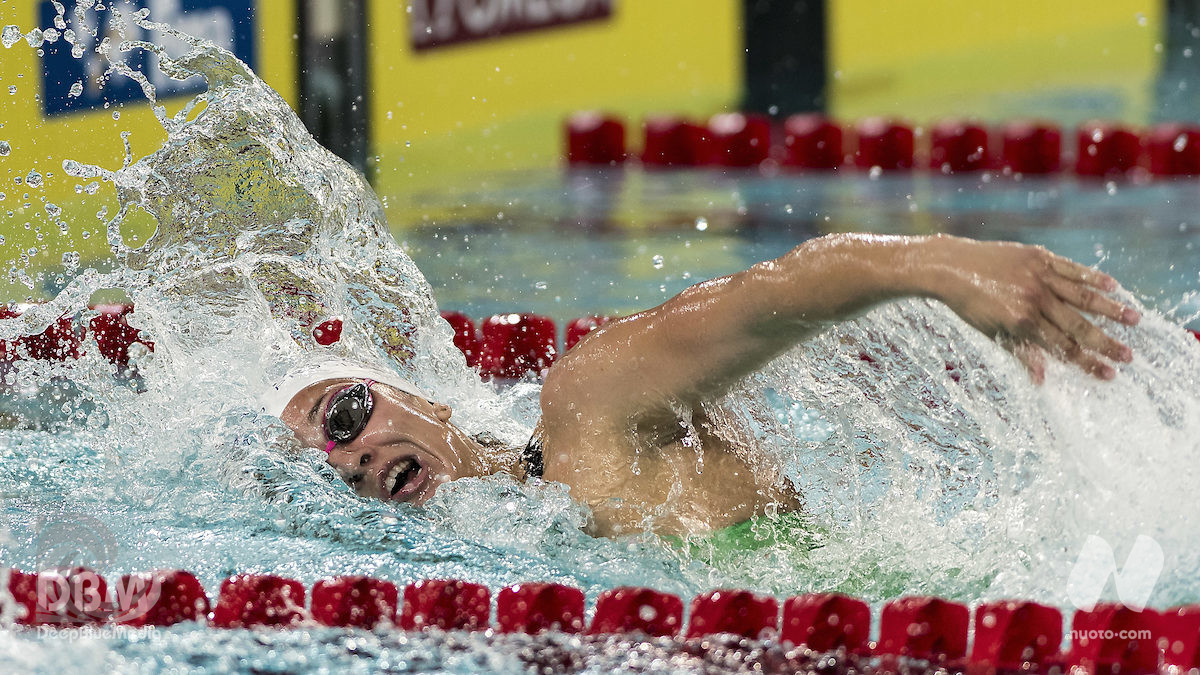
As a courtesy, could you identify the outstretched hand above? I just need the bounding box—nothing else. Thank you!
[928,236,1139,383]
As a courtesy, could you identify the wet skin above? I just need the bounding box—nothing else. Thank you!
[280,381,507,504]
[281,233,1141,538]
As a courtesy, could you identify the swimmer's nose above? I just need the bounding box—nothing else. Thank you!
[325,447,376,487]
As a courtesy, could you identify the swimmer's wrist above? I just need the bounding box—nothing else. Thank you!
[903,234,957,301]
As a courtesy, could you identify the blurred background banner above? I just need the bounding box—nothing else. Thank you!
[38,0,256,117]
[1,0,1190,299]
[408,0,614,51]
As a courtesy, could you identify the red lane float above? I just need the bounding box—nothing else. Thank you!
[969,600,1063,671]
[440,311,481,368]
[564,315,610,351]
[685,589,778,640]
[0,305,80,362]
[1067,604,1161,675]
[1002,121,1062,175]
[117,569,209,627]
[1147,123,1200,176]
[7,569,39,625]
[398,579,490,631]
[1075,122,1141,178]
[311,576,398,629]
[1,303,151,366]
[783,114,843,170]
[496,582,585,634]
[590,586,683,637]
[641,116,710,168]
[565,112,626,166]
[780,593,871,653]
[854,118,914,171]
[929,120,989,174]
[1160,605,1200,671]
[478,313,558,379]
[707,113,771,168]
[877,596,970,662]
[210,574,307,629]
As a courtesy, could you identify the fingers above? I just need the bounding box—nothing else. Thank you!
[1045,274,1140,326]
[1040,299,1133,364]
[1046,254,1118,292]
[1035,317,1118,379]
[1011,341,1047,385]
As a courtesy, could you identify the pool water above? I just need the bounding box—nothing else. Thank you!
[2,6,1200,674]
[401,169,1200,331]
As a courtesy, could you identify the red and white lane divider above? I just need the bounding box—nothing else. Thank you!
[567,112,1200,178]
[6,567,1197,673]
[4,305,1199,382]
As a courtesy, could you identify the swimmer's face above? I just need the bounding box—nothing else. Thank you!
[280,379,487,504]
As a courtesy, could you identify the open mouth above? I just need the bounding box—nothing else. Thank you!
[384,457,425,501]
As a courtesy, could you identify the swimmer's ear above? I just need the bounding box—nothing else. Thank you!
[432,402,452,422]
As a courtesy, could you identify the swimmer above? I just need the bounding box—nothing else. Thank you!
[267,233,1139,538]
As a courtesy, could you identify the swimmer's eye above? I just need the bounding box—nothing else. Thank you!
[323,381,375,446]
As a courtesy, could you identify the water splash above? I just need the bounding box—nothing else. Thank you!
[0,9,1198,671]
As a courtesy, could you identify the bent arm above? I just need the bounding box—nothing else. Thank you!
[543,233,1139,422]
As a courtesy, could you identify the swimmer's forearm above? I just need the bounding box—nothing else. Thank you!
[549,234,945,410]
[751,233,945,331]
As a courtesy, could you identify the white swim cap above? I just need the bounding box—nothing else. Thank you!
[259,356,430,418]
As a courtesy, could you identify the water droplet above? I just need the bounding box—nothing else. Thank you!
[1106,181,1118,196]
[84,181,99,195]
[651,254,664,269]
[638,605,658,621]
[1175,134,1188,152]
[7,85,15,96]
[694,217,708,231]
[1136,13,1147,27]
[42,28,59,43]
[68,81,82,98]
[1186,47,1195,58]
[112,110,120,120]
[0,140,9,156]
[45,203,61,218]
[2,25,22,49]
[533,281,547,290]
[25,170,42,188]
[869,166,883,179]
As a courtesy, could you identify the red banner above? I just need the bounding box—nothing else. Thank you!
[409,0,615,51]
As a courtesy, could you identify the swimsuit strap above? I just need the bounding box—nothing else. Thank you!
[521,428,545,479]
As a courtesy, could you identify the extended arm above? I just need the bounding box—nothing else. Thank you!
[543,233,1139,422]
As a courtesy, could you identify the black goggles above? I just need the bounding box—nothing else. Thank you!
[322,379,375,453]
